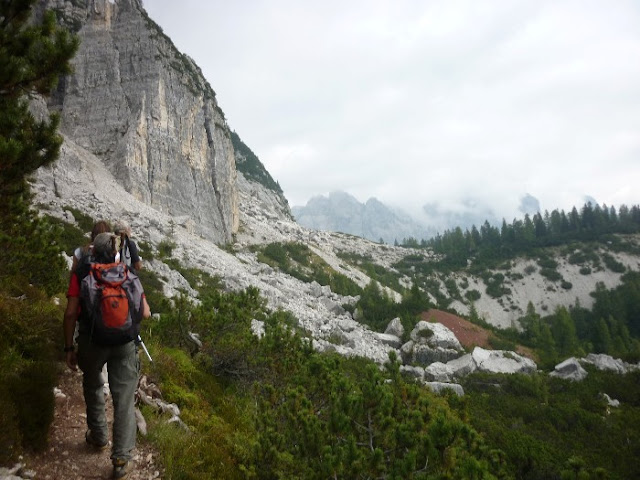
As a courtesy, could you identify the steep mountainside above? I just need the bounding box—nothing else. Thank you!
[293,191,434,244]
[35,0,238,243]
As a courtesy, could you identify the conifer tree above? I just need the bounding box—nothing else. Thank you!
[0,1,78,292]
[0,0,78,197]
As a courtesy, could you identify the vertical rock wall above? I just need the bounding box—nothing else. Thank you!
[40,0,238,243]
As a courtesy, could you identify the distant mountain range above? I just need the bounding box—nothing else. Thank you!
[292,191,551,243]
[292,191,435,244]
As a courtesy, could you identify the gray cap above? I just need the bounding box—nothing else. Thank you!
[93,232,118,259]
[113,220,131,236]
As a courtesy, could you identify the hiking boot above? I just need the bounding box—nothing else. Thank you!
[85,429,108,450]
[112,458,133,479]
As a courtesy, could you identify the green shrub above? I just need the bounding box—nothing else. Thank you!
[62,206,95,233]
[262,242,288,267]
[137,240,154,261]
[537,256,558,269]
[579,266,592,275]
[0,199,67,296]
[465,289,481,301]
[488,336,516,351]
[45,214,90,256]
[444,277,461,299]
[540,268,562,282]
[157,239,176,259]
[0,285,63,461]
[485,273,511,298]
[136,268,172,314]
[568,251,587,265]
[602,253,625,273]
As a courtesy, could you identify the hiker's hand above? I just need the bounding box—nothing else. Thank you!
[66,351,78,371]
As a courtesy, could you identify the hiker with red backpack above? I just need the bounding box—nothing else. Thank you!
[63,232,151,479]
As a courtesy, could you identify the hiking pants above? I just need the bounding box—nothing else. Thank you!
[77,333,139,461]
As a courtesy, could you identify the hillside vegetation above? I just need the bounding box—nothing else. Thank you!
[3,202,640,479]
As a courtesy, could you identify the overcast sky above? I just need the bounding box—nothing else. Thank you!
[144,0,640,223]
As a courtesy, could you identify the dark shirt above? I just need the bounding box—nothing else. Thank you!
[120,237,141,268]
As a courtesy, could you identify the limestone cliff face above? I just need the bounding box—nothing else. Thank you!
[39,0,238,243]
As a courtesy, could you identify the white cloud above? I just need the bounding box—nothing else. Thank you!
[144,0,640,224]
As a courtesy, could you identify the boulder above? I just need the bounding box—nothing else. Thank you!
[580,353,627,374]
[446,353,478,378]
[327,328,356,349]
[472,347,537,375]
[410,321,463,350]
[425,382,465,397]
[250,320,265,339]
[399,340,415,364]
[600,393,620,408]
[413,344,461,366]
[384,317,404,338]
[550,358,588,381]
[336,318,358,333]
[308,281,323,298]
[424,362,454,382]
[374,332,402,349]
[320,297,346,315]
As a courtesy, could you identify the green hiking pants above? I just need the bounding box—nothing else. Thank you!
[77,333,139,461]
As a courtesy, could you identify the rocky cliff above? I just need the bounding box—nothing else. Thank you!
[36,0,238,243]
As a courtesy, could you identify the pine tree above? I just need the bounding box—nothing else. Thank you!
[594,318,612,354]
[553,307,580,357]
[0,0,78,197]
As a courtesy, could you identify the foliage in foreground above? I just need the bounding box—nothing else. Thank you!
[0,198,67,463]
[462,370,640,480]
[142,292,506,479]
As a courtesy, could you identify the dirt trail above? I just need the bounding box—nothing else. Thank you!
[23,365,163,480]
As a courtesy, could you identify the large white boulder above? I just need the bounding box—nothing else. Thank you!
[374,332,402,349]
[580,354,628,374]
[550,357,588,381]
[384,317,405,338]
[410,321,463,350]
[424,362,454,382]
[446,353,478,378]
[472,347,537,375]
[413,344,461,366]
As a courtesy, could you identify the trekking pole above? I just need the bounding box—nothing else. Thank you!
[137,335,153,363]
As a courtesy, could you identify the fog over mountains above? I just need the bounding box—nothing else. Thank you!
[293,191,561,243]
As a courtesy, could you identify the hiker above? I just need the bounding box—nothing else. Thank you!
[63,232,151,479]
[113,220,142,272]
[70,220,111,275]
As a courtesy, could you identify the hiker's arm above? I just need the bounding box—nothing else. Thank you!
[142,296,151,319]
[130,240,143,271]
[70,255,78,276]
[63,296,80,371]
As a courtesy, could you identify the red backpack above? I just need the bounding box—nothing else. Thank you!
[80,262,144,345]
